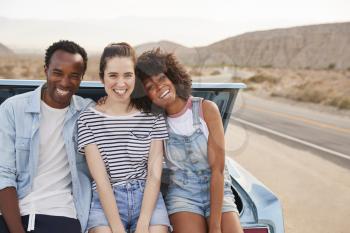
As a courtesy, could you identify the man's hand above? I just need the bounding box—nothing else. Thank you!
[97,96,107,105]
[0,187,25,233]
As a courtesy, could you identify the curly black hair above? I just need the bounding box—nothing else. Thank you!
[44,40,88,74]
[136,48,192,101]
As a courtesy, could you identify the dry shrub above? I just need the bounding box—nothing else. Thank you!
[326,96,350,110]
[0,64,15,78]
[293,89,325,104]
[231,76,244,82]
[189,69,203,76]
[210,70,221,75]
[338,98,350,109]
[245,86,255,91]
[270,92,283,97]
[247,74,279,84]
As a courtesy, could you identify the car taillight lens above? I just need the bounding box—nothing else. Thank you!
[243,227,269,233]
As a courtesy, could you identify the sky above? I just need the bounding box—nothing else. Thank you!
[0,0,349,51]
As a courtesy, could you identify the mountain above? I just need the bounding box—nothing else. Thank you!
[137,22,350,70]
[135,40,197,62]
[0,43,14,55]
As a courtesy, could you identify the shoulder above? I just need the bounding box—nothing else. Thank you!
[201,99,218,110]
[140,111,164,119]
[78,107,98,123]
[153,112,166,122]
[0,91,33,112]
[73,95,95,111]
[201,100,220,120]
[139,112,166,128]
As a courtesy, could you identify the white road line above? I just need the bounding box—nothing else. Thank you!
[231,117,350,161]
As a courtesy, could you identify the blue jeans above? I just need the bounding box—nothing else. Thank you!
[164,97,238,218]
[87,179,170,233]
[165,171,238,218]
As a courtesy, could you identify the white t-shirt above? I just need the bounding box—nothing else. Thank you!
[19,101,77,219]
[167,98,209,139]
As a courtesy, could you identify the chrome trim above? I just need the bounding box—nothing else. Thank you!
[0,79,246,89]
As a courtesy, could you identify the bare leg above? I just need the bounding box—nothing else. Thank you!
[170,212,207,233]
[220,212,243,233]
[149,225,168,233]
[89,226,112,233]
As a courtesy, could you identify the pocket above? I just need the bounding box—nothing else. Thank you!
[166,143,187,163]
[130,131,151,140]
[224,180,233,195]
[15,137,30,172]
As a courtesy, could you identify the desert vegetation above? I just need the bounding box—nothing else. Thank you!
[233,68,350,110]
[0,54,101,81]
[1,54,349,111]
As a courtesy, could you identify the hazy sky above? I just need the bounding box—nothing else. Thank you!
[1,0,349,51]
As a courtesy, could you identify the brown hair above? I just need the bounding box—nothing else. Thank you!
[99,42,148,111]
[99,42,136,80]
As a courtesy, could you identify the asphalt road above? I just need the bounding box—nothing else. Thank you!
[226,122,350,233]
[231,93,350,164]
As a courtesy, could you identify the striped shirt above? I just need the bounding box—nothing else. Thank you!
[77,107,168,189]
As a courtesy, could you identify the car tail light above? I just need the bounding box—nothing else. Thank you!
[243,227,269,233]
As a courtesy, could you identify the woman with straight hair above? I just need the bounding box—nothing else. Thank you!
[78,43,170,233]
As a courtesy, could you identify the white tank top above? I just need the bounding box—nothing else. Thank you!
[167,97,209,139]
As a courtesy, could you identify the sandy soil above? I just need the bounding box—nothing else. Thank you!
[225,122,350,233]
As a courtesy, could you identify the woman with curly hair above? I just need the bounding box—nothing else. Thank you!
[135,49,243,233]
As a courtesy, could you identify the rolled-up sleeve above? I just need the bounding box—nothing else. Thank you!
[0,101,17,190]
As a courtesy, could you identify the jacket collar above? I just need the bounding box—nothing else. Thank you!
[25,83,83,113]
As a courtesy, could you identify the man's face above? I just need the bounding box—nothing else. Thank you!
[43,50,84,108]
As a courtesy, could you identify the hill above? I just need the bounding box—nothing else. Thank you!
[0,43,14,55]
[137,22,350,70]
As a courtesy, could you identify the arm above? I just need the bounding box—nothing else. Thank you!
[0,102,25,233]
[203,100,225,233]
[135,140,164,232]
[84,144,126,233]
[0,188,25,233]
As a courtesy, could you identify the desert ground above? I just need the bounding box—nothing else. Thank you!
[1,54,349,112]
[225,95,350,233]
[1,55,350,233]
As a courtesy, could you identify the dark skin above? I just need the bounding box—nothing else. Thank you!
[42,50,84,109]
[0,188,25,233]
[143,74,243,233]
[0,50,84,233]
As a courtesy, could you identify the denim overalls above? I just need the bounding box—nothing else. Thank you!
[164,97,238,217]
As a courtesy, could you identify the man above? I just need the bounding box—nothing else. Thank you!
[0,40,94,233]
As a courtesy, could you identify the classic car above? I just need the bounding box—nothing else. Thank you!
[0,79,284,233]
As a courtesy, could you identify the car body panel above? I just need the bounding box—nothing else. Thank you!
[0,79,284,233]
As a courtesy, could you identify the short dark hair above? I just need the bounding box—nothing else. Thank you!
[45,40,88,73]
[99,42,148,112]
[136,48,192,102]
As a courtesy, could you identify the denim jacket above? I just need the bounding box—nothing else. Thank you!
[0,84,94,232]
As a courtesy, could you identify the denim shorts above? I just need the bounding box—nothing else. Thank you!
[165,171,239,218]
[87,179,170,232]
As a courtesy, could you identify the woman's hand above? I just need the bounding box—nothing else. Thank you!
[209,228,222,233]
[97,96,107,105]
[134,221,150,233]
[111,224,127,233]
